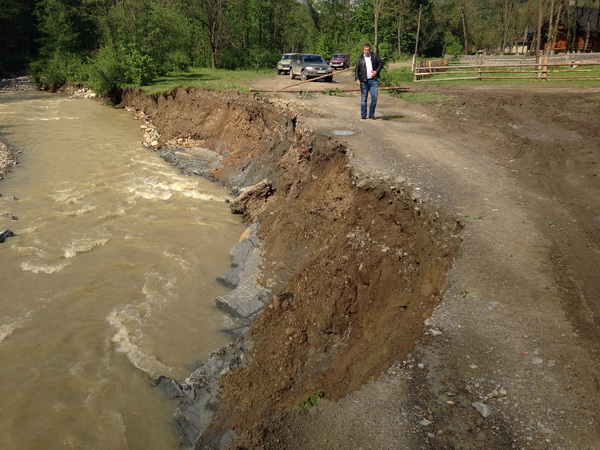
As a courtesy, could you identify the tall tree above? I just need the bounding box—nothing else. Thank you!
[372,0,387,50]
[0,0,37,75]
[184,0,229,69]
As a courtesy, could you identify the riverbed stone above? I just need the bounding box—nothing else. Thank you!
[216,273,271,319]
[0,229,15,243]
[216,265,244,288]
[216,223,271,318]
[160,338,253,449]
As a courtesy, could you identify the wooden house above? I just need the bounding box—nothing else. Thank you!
[546,6,600,52]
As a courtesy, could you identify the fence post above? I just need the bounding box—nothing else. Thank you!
[478,65,482,80]
[542,56,548,80]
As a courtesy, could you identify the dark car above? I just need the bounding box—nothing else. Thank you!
[289,54,333,81]
[277,53,297,75]
[329,53,350,69]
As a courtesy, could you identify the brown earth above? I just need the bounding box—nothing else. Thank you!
[117,71,600,449]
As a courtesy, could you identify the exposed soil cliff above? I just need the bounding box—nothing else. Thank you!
[118,87,461,445]
[118,78,600,449]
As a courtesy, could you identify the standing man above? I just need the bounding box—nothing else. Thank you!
[355,43,384,120]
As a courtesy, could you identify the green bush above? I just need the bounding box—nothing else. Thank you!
[380,66,413,86]
[86,46,123,95]
[165,50,191,72]
[121,43,156,85]
[30,50,85,88]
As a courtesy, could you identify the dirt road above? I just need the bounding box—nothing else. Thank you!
[241,69,600,448]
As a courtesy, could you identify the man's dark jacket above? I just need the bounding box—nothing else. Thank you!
[355,53,384,82]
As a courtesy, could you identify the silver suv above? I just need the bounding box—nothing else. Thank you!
[289,54,333,82]
[277,53,296,75]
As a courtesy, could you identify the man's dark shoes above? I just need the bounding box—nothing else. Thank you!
[369,115,377,120]
[361,116,366,120]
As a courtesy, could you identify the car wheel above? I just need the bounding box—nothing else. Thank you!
[277,70,281,75]
[300,70,307,81]
[290,69,295,80]
[325,75,333,82]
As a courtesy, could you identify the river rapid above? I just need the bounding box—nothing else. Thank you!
[0,91,244,448]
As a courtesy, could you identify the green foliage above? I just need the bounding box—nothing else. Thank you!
[0,0,36,76]
[315,33,336,60]
[324,87,343,96]
[377,42,394,63]
[86,46,124,95]
[35,0,98,57]
[444,31,463,60]
[165,50,191,72]
[29,50,86,88]
[120,43,156,86]
[248,45,272,72]
[458,290,477,299]
[18,0,582,91]
[293,390,325,409]
[380,67,413,86]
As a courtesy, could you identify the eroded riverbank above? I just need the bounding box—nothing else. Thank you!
[116,87,462,447]
[4,80,600,448]
[0,89,246,448]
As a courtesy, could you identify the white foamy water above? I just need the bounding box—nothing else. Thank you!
[0,91,244,448]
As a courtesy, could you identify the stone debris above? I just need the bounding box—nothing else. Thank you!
[0,140,18,179]
[0,76,36,91]
[69,87,97,98]
[0,229,15,243]
[215,223,272,321]
[472,402,492,417]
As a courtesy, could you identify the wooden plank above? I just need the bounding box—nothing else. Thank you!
[249,86,411,93]
[416,61,600,71]
[283,66,354,90]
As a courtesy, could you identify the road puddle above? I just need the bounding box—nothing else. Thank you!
[381,114,411,122]
[325,129,356,136]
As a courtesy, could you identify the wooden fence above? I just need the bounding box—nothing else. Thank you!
[414,56,600,82]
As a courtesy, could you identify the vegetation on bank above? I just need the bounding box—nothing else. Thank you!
[3,0,598,95]
[139,68,275,94]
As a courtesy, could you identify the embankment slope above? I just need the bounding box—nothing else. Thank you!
[118,81,600,449]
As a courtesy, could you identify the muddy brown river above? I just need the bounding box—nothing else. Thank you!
[0,91,244,448]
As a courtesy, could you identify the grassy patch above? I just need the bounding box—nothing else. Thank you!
[381,67,458,106]
[139,67,273,94]
[395,91,458,107]
[380,66,413,85]
[293,390,325,410]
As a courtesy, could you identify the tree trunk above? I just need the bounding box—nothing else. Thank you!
[373,0,384,51]
[583,0,597,51]
[460,3,468,54]
[396,16,404,54]
[211,21,217,69]
[412,4,422,72]
[544,0,555,56]
[535,0,543,63]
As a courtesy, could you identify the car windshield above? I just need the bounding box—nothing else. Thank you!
[281,54,293,60]
[333,54,346,58]
[303,55,324,64]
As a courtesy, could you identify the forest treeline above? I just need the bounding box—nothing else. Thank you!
[1,0,597,93]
